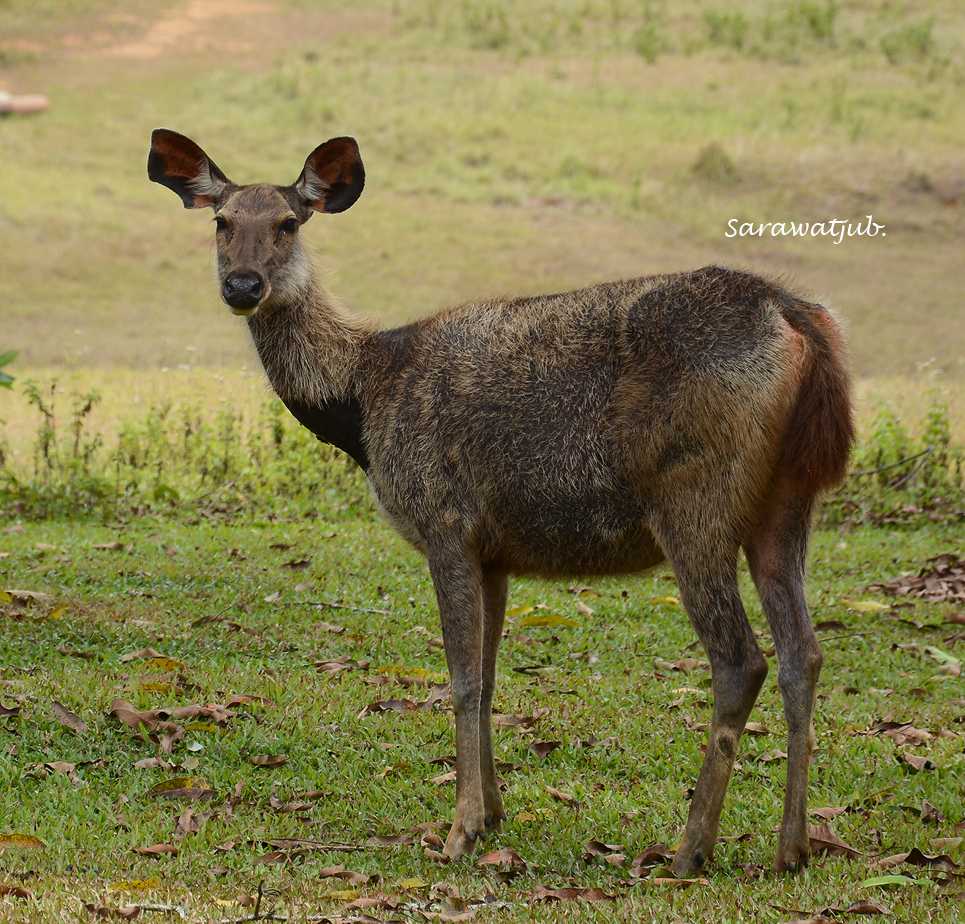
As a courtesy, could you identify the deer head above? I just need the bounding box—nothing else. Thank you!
[147,129,364,316]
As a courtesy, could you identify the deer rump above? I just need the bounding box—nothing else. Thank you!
[359,266,853,576]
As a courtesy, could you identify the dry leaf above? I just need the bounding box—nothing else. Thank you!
[877,847,958,873]
[316,656,369,676]
[0,883,32,899]
[811,806,849,821]
[545,785,579,807]
[83,903,141,920]
[318,865,371,886]
[652,877,709,887]
[249,754,288,768]
[530,740,561,759]
[531,885,615,902]
[744,722,770,736]
[147,777,214,801]
[477,846,527,871]
[519,613,579,628]
[899,753,936,772]
[629,843,674,876]
[0,834,45,851]
[808,823,862,859]
[133,843,178,857]
[492,708,549,729]
[52,700,87,735]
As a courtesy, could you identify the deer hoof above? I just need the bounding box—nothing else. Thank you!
[671,847,708,879]
[774,837,810,873]
[443,817,482,860]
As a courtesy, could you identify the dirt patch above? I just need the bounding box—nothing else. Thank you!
[102,0,271,60]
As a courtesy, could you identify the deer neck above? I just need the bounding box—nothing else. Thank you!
[247,269,368,409]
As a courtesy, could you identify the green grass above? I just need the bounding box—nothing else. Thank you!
[1,516,962,921]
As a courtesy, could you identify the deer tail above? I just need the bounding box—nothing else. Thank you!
[778,299,855,495]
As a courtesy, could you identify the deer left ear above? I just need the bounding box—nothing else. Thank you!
[293,137,364,214]
[148,129,231,209]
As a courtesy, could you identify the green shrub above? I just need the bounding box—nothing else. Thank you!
[1,380,371,522]
[2,381,960,529]
[827,395,962,526]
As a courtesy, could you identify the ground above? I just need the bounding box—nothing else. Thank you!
[1,1,963,921]
[1,517,962,921]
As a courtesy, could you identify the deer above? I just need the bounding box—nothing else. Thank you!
[147,129,854,875]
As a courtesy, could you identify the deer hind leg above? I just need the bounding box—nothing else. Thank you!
[745,488,820,872]
[428,550,486,860]
[655,528,767,877]
[479,569,508,830]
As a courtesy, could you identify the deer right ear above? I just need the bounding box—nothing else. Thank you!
[148,129,231,209]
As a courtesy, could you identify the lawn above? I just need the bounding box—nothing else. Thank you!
[0,515,962,921]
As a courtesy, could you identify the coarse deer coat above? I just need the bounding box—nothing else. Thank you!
[148,129,854,875]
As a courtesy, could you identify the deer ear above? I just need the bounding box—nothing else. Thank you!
[148,129,231,209]
[293,137,364,213]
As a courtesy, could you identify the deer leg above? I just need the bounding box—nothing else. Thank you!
[428,551,486,860]
[746,494,820,872]
[480,569,507,830]
[670,567,767,878]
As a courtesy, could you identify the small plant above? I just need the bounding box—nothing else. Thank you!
[827,396,962,526]
[703,9,749,51]
[691,142,738,185]
[880,18,935,66]
[0,350,15,389]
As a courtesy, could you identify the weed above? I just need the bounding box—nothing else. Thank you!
[691,141,738,185]
[880,18,935,66]
[703,9,749,52]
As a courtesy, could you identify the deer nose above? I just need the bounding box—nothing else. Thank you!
[222,271,264,311]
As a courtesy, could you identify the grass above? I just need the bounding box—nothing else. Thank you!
[1,516,963,922]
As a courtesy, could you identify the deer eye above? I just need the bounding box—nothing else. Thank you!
[279,217,299,235]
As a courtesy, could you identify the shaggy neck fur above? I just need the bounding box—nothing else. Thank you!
[246,255,369,407]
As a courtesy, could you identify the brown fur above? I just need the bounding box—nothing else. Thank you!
[148,131,855,874]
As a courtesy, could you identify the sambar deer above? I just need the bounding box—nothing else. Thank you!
[147,129,854,875]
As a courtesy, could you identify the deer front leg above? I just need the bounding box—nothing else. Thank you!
[429,551,486,860]
[480,569,508,830]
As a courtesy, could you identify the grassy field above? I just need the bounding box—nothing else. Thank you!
[1,1,964,921]
[1,517,963,922]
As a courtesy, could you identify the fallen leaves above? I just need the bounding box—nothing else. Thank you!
[83,903,141,919]
[357,684,449,718]
[876,846,960,873]
[868,553,964,604]
[249,754,288,768]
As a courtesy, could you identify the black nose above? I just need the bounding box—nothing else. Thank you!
[222,272,264,310]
